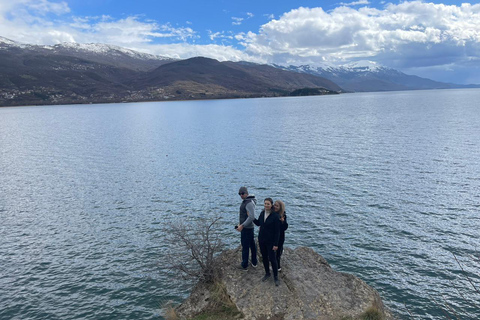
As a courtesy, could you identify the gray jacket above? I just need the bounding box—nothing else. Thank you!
[239,195,256,229]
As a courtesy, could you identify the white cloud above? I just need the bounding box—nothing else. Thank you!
[234,32,247,41]
[129,43,263,63]
[25,0,70,15]
[207,30,234,41]
[231,17,243,26]
[243,2,480,74]
[339,0,370,7]
[0,0,197,45]
[247,12,254,18]
[0,0,69,16]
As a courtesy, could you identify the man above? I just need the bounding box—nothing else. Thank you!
[236,186,258,270]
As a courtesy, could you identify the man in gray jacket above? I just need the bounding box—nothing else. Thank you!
[236,186,258,270]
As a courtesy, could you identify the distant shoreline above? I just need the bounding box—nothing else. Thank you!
[0,89,340,108]
[3,86,480,109]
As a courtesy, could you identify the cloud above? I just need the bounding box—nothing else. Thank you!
[130,43,263,63]
[339,0,370,7]
[231,17,243,26]
[207,30,234,41]
[0,0,70,16]
[0,0,196,45]
[25,0,70,15]
[243,2,480,74]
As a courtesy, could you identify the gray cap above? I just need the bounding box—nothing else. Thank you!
[238,186,248,194]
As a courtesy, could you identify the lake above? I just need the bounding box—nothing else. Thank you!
[1,89,479,319]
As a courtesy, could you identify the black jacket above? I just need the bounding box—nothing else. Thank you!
[254,210,281,246]
[279,213,289,244]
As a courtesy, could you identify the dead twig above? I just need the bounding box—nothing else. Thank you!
[453,253,480,295]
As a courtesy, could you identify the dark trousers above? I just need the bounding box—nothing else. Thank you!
[277,241,284,269]
[241,228,257,268]
[259,240,278,279]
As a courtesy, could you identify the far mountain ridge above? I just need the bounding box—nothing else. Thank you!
[276,63,480,92]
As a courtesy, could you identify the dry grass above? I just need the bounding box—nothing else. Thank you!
[360,306,384,320]
[339,306,385,320]
[166,281,243,320]
[164,304,179,320]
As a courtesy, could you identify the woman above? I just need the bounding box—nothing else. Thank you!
[254,198,281,286]
[274,200,288,271]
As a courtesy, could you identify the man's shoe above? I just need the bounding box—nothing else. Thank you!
[274,278,280,286]
[251,262,258,268]
[261,274,271,282]
[278,267,282,272]
[238,264,248,271]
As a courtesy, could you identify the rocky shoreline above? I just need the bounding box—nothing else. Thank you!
[173,246,394,320]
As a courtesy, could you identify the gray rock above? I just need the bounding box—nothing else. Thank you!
[175,246,394,320]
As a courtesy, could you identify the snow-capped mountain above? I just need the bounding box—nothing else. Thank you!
[49,42,176,71]
[275,61,478,92]
[0,36,18,46]
[0,37,175,71]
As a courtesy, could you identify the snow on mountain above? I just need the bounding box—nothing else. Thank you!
[0,36,25,48]
[0,36,171,62]
[341,60,384,72]
[0,36,16,45]
[52,42,169,61]
[276,61,472,92]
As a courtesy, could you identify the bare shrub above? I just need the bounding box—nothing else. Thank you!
[163,216,225,284]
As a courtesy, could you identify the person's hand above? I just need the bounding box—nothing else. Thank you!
[280,217,284,222]
[273,246,278,251]
[237,224,244,232]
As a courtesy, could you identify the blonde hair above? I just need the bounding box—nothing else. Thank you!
[274,200,285,218]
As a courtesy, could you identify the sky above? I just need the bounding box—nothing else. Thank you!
[1,0,479,84]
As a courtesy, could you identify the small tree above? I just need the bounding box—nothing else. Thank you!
[163,216,225,284]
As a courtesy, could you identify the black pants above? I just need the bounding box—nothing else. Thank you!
[241,228,257,268]
[277,241,284,269]
[259,240,278,279]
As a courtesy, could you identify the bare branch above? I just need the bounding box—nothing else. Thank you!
[163,216,225,284]
[431,297,453,320]
[403,303,414,319]
[453,253,480,295]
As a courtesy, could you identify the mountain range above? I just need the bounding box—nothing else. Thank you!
[277,63,480,92]
[1,36,478,107]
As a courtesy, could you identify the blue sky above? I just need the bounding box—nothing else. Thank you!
[1,0,479,84]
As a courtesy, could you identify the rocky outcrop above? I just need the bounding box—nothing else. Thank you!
[175,246,393,320]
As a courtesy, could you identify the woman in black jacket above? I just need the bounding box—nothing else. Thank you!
[274,200,288,271]
[254,198,281,286]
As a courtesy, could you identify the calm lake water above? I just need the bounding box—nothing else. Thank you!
[1,89,479,320]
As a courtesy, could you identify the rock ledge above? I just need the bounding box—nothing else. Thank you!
[175,246,393,320]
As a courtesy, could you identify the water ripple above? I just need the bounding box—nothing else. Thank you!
[2,91,480,319]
